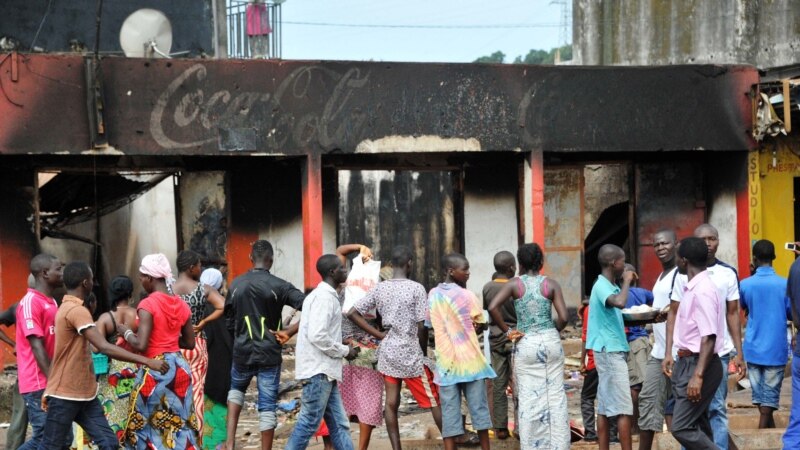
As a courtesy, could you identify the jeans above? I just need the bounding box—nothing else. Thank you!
[7,379,29,449]
[782,355,800,449]
[228,363,281,430]
[285,374,353,450]
[37,397,118,450]
[581,368,618,440]
[747,363,785,409]
[439,379,493,438]
[19,389,47,450]
[709,353,730,450]
[594,351,633,417]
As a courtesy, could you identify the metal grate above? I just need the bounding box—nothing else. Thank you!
[226,0,282,59]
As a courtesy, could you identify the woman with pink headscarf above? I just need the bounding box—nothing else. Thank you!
[119,253,199,449]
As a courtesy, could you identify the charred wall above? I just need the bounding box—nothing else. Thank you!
[338,170,458,290]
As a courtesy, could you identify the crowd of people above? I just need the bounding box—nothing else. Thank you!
[0,221,799,450]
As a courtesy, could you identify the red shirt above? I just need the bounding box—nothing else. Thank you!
[580,305,595,370]
[16,289,58,394]
[138,292,191,358]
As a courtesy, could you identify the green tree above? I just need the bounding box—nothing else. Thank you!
[473,51,506,64]
[475,45,572,65]
[514,49,550,64]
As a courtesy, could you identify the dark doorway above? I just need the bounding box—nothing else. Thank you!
[338,170,461,290]
[584,201,630,296]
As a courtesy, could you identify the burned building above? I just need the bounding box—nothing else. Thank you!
[0,2,759,370]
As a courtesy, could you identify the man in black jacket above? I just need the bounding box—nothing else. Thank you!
[223,240,305,450]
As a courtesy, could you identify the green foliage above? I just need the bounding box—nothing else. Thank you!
[473,50,506,64]
[475,45,572,64]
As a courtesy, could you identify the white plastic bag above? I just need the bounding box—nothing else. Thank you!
[342,256,381,318]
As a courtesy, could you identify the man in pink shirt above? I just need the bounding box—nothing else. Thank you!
[662,237,725,449]
[15,253,65,450]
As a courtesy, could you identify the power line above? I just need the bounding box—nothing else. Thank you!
[282,21,561,29]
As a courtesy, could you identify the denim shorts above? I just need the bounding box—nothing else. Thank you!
[747,363,785,409]
[228,363,281,413]
[439,379,493,438]
[594,351,633,417]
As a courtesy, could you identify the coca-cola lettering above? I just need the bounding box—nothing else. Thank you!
[149,64,371,151]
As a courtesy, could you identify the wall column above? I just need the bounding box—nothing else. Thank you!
[302,153,323,291]
[523,150,546,248]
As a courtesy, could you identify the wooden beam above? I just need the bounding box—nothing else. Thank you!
[302,154,323,291]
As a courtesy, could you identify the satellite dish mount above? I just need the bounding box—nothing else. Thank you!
[119,9,173,58]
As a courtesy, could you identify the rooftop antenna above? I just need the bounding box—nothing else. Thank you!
[119,8,173,58]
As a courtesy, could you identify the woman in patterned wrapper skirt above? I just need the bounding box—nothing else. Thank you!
[95,276,139,445]
[172,250,226,446]
[121,253,200,450]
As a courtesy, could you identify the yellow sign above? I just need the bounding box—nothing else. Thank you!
[748,150,762,240]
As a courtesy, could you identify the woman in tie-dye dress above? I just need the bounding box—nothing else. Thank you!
[488,243,570,450]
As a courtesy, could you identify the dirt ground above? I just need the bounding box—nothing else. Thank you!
[0,330,791,449]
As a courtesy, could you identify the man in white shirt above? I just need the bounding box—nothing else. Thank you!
[666,224,745,450]
[637,229,678,450]
[285,254,359,450]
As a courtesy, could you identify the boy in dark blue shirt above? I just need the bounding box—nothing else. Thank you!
[623,263,654,435]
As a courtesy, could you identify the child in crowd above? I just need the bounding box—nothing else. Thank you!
[348,245,443,450]
[426,253,496,450]
[481,251,517,439]
[580,298,618,443]
[586,244,635,450]
[623,263,654,435]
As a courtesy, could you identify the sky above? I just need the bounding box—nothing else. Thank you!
[275,0,567,63]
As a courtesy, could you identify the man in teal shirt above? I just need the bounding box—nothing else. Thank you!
[587,244,636,450]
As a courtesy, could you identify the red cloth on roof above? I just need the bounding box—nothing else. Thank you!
[247,3,272,36]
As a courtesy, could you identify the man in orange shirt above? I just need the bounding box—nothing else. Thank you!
[37,262,167,450]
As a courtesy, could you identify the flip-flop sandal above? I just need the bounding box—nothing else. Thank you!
[495,429,510,440]
[455,432,481,447]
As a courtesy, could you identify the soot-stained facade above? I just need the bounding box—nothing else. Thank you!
[0,55,758,348]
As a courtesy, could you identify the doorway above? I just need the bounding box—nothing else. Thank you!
[337,170,462,290]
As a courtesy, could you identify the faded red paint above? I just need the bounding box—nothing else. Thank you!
[0,55,88,154]
[635,163,707,291]
[302,154,323,291]
[530,151,545,249]
[0,232,33,366]
[226,229,258,284]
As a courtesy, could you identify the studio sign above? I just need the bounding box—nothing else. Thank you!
[149,64,371,151]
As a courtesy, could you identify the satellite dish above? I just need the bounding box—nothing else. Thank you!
[119,9,173,58]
